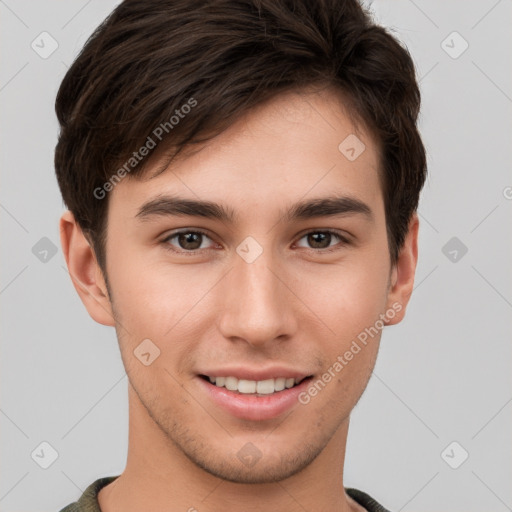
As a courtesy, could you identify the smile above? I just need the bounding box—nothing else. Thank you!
[200,375,309,395]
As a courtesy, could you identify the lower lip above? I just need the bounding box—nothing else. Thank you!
[197,376,313,421]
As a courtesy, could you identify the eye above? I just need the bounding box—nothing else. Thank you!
[160,228,350,255]
[161,229,217,253]
[295,230,350,252]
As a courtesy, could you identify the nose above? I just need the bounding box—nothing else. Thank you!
[217,247,298,348]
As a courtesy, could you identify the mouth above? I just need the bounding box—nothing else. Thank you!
[198,374,312,396]
[197,373,314,420]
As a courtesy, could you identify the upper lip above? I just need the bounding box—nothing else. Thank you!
[198,367,312,382]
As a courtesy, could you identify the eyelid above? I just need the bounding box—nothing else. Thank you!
[296,227,351,241]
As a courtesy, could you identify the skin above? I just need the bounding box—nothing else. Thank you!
[60,86,419,512]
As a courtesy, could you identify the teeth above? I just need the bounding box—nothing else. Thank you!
[274,377,286,391]
[225,376,238,391]
[239,379,257,393]
[206,375,304,394]
[285,378,295,389]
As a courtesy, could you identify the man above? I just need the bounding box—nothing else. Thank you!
[55,0,427,510]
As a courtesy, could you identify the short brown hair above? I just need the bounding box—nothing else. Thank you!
[55,0,427,273]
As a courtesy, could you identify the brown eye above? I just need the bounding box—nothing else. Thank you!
[295,230,349,252]
[162,230,215,253]
[177,232,203,250]
[307,232,332,249]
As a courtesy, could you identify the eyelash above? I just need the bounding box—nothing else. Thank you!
[160,228,350,256]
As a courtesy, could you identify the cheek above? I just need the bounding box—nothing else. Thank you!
[297,255,390,338]
[107,244,192,331]
[297,264,389,411]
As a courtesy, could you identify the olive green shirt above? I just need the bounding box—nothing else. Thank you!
[58,475,392,511]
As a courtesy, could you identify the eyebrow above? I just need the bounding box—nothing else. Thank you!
[135,194,373,223]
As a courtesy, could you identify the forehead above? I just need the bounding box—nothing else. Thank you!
[109,86,383,221]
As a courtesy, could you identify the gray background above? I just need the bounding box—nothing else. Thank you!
[1,1,511,511]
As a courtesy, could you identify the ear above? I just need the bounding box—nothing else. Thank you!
[384,213,419,325]
[59,210,115,326]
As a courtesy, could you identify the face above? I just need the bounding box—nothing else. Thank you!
[68,86,416,485]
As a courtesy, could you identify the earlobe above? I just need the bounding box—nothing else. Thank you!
[59,210,115,327]
[385,214,419,326]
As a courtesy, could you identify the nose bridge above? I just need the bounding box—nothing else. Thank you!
[218,245,294,345]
